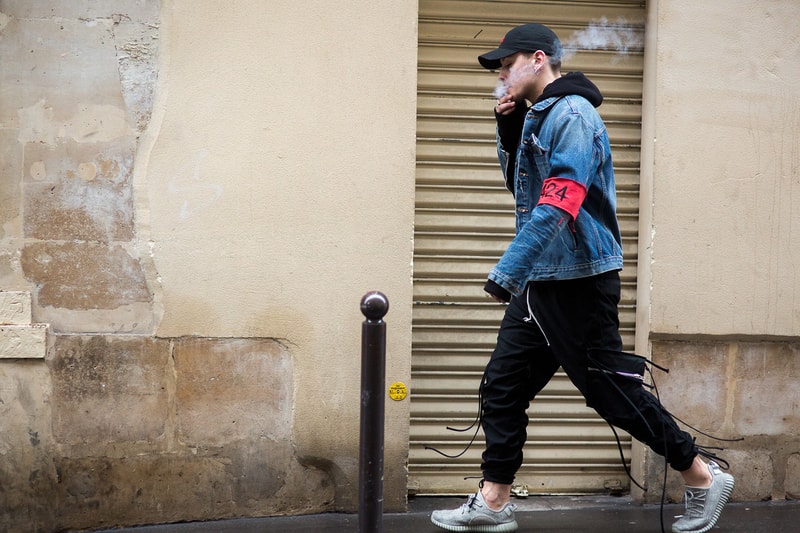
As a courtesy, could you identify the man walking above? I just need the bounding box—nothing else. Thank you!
[430,23,734,533]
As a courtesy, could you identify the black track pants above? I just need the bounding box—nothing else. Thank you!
[479,271,697,485]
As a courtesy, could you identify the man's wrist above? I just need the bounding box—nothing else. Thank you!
[484,279,512,303]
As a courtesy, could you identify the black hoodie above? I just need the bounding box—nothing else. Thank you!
[535,71,603,107]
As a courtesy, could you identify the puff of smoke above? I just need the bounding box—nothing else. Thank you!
[561,17,643,64]
[492,61,538,99]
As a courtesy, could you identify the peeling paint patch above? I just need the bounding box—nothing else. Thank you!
[23,137,135,241]
[17,99,131,146]
[20,241,151,310]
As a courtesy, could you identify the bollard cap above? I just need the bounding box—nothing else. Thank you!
[360,291,389,321]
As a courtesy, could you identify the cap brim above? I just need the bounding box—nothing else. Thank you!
[478,47,517,70]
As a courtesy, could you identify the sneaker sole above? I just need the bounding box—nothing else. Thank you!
[431,517,519,533]
[674,474,735,533]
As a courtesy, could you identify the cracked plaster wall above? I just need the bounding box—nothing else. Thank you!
[2,1,158,332]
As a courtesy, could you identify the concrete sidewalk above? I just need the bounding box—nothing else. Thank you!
[98,495,800,532]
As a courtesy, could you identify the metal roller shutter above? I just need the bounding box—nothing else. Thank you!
[411,0,646,495]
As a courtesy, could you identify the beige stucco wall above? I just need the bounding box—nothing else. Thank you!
[644,0,800,337]
[139,0,419,513]
[635,0,800,502]
[1,0,417,529]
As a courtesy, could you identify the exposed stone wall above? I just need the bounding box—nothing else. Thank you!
[642,340,800,503]
[1,1,157,332]
[1,330,332,531]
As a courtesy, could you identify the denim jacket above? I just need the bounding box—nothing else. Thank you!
[488,77,623,296]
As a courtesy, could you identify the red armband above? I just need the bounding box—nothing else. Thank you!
[537,177,587,220]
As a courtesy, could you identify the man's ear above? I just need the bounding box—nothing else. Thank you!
[531,50,547,71]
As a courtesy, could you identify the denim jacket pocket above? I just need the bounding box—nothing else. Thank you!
[560,221,579,251]
[525,133,550,181]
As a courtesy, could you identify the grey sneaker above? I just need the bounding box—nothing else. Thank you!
[431,489,518,532]
[672,461,735,533]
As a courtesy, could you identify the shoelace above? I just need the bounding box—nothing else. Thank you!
[424,369,487,460]
[461,493,479,513]
[682,486,708,518]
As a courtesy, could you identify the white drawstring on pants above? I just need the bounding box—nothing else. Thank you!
[521,285,550,346]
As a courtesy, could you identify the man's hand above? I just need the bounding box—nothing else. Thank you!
[495,94,519,116]
[484,279,512,304]
[486,291,509,304]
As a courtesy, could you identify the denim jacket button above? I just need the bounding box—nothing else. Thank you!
[517,207,528,213]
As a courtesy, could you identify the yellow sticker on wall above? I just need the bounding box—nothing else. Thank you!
[388,381,408,401]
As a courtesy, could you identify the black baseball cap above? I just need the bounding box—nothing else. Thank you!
[478,23,562,70]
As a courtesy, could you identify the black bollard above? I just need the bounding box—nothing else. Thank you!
[359,291,389,533]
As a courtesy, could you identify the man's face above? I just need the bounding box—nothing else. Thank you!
[498,52,537,102]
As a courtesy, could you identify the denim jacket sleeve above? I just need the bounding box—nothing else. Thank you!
[488,204,570,295]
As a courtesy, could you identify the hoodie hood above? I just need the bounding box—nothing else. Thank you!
[535,72,603,108]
